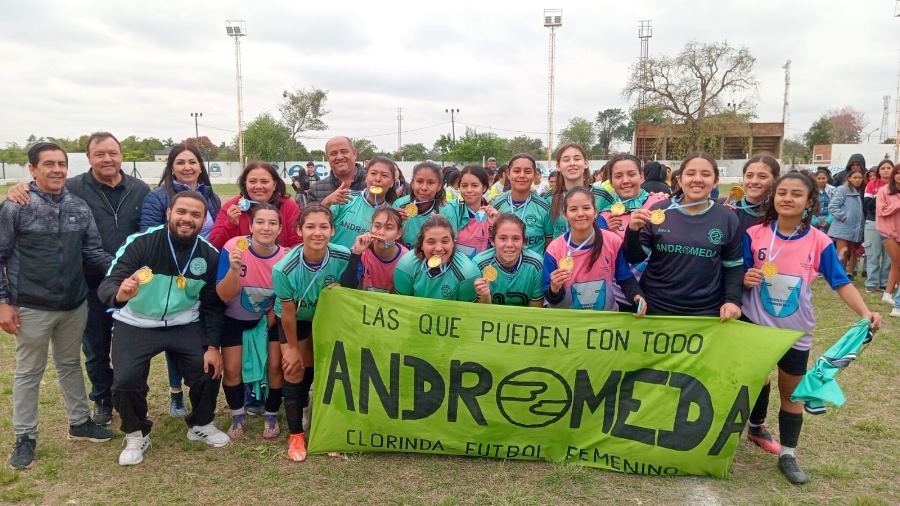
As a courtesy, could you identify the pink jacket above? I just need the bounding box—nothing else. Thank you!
[875,185,900,242]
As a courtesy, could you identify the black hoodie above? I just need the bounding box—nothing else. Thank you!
[640,161,672,195]
[832,153,866,187]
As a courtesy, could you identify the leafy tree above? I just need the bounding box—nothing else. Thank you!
[803,116,833,150]
[279,87,329,142]
[826,107,865,144]
[883,138,896,145]
[593,108,629,158]
[214,142,238,161]
[505,135,544,160]
[782,137,810,163]
[623,40,758,150]
[432,134,455,161]
[558,117,595,149]
[242,113,295,162]
[309,149,326,161]
[0,143,27,165]
[396,143,428,161]
[182,136,219,159]
[444,129,510,163]
[352,138,380,161]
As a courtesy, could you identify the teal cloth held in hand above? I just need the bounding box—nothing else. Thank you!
[242,318,270,401]
[791,319,874,415]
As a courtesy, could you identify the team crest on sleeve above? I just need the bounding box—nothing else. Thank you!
[190,258,208,275]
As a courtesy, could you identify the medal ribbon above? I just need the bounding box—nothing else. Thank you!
[298,248,330,303]
[166,231,199,285]
[507,194,532,219]
[766,222,801,263]
[565,231,595,258]
[663,196,711,213]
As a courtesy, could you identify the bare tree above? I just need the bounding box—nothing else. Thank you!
[279,87,330,142]
[624,41,758,149]
[826,107,866,144]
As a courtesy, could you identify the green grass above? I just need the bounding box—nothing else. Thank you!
[0,280,896,504]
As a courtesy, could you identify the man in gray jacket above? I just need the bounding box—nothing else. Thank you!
[0,143,116,469]
[5,132,150,425]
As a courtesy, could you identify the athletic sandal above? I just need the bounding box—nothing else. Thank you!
[778,454,809,485]
[262,415,280,440]
[747,425,781,455]
[287,433,307,462]
[227,414,247,441]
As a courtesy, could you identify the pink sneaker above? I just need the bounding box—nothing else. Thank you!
[747,424,781,455]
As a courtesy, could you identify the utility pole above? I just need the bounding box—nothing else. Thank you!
[781,60,791,160]
[397,107,403,155]
[190,112,202,139]
[445,108,459,143]
[544,9,562,165]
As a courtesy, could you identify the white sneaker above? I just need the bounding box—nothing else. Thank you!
[882,292,895,304]
[186,423,230,448]
[890,307,900,318]
[119,433,151,466]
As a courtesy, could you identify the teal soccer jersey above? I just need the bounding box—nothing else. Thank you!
[393,249,480,301]
[330,191,383,249]
[393,194,440,249]
[273,243,351,321]
[472,248,544,306]
[490,191,553,254]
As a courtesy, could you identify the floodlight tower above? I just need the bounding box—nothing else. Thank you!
[782,60,791,159]
[637,20,653,111]
[544,9,562,164]
[225,20,247,165]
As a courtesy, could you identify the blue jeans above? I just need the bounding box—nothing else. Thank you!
[166,352,183,390]
[863,221,891,289]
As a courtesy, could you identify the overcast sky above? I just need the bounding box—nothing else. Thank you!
[1,1,898,153]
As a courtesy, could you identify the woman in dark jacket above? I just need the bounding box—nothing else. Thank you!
[138,143,222,417]
[140,143,222,238]
[640,161,672,195]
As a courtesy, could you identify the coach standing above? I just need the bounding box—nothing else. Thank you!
[304,136,366,205]
[5,132,150,426]
[0,143,116,470]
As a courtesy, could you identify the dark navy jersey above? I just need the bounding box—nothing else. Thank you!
[637,200,743,316]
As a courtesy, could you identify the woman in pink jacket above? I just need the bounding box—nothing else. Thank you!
[876,162,900,316]
[210,162,302,249]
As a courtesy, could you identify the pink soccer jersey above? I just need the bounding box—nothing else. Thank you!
[217,236,287,320]
[359,244,408,292]
[543,229,627,311]
[742,223,850,350]
[455,219,491,259]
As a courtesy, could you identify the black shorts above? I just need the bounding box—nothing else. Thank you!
[777,347,810,376]
[274,316,313,344]
[220,316,280,348]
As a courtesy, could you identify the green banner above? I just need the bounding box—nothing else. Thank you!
[309,288,801,477]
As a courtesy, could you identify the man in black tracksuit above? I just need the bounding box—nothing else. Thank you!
[4,133,150,425]
[98,191,228,465]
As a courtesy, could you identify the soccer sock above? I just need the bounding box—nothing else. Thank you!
[749,383,771,427]
[282,381,304,435]
[778,409,803,455]
[265,388,283,413]
[223,383,245,411]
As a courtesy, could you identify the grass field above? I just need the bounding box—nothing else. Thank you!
[0,183,897,504]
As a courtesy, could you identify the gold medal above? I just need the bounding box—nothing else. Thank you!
[729,186,745,202]
[370,186,384,195]
[135,267,153,285]
[426,255,441,269]
[176,275,188,290]
[482,265,498,282]
[761,261,779,278]
[650,209,666,225]
[404,203,418,217]
[559,255,575,271]
[610,202,626,216]
[235,237,250,252]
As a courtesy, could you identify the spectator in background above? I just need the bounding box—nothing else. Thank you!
[812,167,835,233]
[875,163,900,315]
[828,168,866,277]
[486,157,497,178]
[832,153,866,187]
[486,164,508,201]
[393,163,409,198]
[443,166,461,202]
[640,161,672,195]
[862,160,895,293]
[291,161,319,195]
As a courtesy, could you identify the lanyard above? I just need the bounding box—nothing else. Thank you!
[734,197,763,214]
[664,196,710,213]
[491,253,523,281]
[766,222,801,262]
[166,231,199,280]
[507,194,531,218]
[298,248,329,303]
[565,231,594,257]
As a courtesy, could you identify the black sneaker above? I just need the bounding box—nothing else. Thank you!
[92,398,113,426]
[778,454,809,485]
[68,419,115,442]
[9,435,35,470]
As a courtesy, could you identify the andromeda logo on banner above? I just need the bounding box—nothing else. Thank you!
[309,288,801,478]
